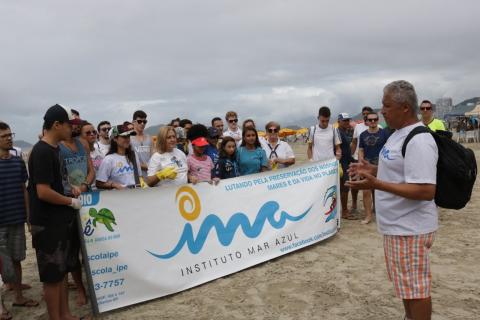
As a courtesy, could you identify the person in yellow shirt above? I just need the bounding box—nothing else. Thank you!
[420,100,446,131]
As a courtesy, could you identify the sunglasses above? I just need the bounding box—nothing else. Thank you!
[135,119,148,125]
[84,130,97,136]
[228,119,239,123]
[420,107,432,111]
[0,132,15,139]
[366,118,379,122]
[100,127,111,132]
[268,128,279,133]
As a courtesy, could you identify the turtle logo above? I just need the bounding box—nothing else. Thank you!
[88,208,117,232]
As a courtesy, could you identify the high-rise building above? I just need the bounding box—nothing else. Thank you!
[435,97,453,119]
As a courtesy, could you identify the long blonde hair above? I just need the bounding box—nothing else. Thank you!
[155,126,176,153]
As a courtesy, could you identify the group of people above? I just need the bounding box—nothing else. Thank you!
[0,80,448,319]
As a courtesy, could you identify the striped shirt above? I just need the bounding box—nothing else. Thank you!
[0,156,27,225]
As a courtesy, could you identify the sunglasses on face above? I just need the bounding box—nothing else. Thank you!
[84,130,97,136]
[0,133,15,139]
[100,127,111,132]
[135,119,148,125]
[268,128,279,133]
[228,119,238,123]
[366,118,379,122]
[420,107,432,111]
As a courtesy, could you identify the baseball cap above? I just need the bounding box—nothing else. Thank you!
[338,113,351,121]
[109,124,137,139]
[43,104,82,125]
[191,137,209,147]
[208,127,220,138]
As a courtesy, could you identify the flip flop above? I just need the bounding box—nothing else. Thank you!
[342,215,358,220]
[12,299,39,307]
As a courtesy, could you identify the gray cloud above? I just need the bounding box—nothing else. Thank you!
[1,0,479,141]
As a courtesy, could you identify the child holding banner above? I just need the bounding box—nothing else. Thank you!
[213,136,239,179]
[187,137,214,184]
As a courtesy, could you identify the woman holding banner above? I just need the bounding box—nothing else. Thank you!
[237,127,268,176]
[146,126,188,187]
[96,124,142,190]
[261,121,295,170]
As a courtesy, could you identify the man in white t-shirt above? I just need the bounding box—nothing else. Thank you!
[223,111,242,146]
[130,110,152,180]
[307,106,341,162]
[347,80,438,320]
[95,120,111,157]
[261,121,295,170]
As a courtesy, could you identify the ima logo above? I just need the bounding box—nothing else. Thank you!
[146,186,311,259]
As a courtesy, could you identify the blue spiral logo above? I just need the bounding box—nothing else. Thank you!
[147,198,312,259]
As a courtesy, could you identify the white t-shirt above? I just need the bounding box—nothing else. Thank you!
[95,141,110,158]
[261,140,295,169]
[224,128,242,146]
[130,134,152,179]
[90,148,104,173]
[309,124,341,162]
[147,148,188,187]
[96,153,142,187]
[376,122,438,236]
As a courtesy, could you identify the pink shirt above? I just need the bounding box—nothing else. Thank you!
[187,154,214,182]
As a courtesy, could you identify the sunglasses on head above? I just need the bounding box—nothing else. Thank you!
[228,119,238,123]
[366,118,379,122]
[268,128,279,133]
[100,127,111,132]
[420,106,432,111]
[135,119,148,125]
[84,130,97,136]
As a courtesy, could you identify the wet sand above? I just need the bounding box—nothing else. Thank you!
[8,142,480,319]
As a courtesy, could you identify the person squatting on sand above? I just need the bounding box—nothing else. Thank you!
[347,80,439,320]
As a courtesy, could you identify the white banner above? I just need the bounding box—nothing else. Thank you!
[79,159,340,314]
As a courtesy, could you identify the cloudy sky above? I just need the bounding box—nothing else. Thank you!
[1,0,479,142]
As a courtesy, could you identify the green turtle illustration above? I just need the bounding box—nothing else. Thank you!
[89,208,117,232]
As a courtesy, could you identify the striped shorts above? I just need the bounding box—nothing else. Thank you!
[383,232,436,299]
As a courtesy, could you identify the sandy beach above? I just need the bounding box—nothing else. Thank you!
[7,142,480,320]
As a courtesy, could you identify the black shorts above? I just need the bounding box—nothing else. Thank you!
[31,221,81,283]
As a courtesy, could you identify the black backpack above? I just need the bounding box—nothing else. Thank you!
[402,126,477,209]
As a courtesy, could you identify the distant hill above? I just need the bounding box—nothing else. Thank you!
[448,97,480,115]
[14,140,33,150]
[145,124,165,136]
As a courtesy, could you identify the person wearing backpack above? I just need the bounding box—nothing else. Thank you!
[347,80,439,320]
[307,106,341,162]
